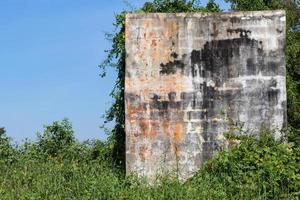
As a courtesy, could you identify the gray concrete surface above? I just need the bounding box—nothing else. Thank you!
[125,10,286,180]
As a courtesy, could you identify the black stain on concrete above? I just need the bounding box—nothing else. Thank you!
[125,93,141,105]
[247,58,256,75]
[230,16,241,24]
[160,59,185,75]
[151,94,161,101]
[150,35,283,161]
[227,28,252,38]
[171,52,178,59]
[267,89,279,106]
[168,92,177,101]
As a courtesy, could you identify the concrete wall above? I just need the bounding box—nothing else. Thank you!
[125,11,286,180]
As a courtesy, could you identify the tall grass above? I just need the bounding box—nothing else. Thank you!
[0,122,299,199]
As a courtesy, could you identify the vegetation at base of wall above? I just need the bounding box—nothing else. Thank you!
[0,119,299,199]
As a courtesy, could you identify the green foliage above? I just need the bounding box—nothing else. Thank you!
[0,127,16,164]
[100,0,221,170]
[36,118,76,159]
[200,130,300,199]
[286,29,300,131]
[204,0,222,12]
[0,125,299,199]
[142,0,206,12]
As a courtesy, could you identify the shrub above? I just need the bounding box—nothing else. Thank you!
[36,118,76,159]
[0,127,17,164]
[199,130,300,199]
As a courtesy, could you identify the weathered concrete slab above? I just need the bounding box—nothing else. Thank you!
[125,11,286,180]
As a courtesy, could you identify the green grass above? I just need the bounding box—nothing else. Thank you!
[0,158,230,200]
[0,131,299,200]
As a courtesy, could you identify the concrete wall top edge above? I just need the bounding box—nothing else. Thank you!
[125,10,285,20]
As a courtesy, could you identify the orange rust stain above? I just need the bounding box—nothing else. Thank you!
[151,39,157,47]
[126,104,145,119]
[139,119,149,135]
[139,119,158,139]
[149,121,159,138]
[162,120,171,137]
[140,20,180,71]
[125,18,189,96]
[126,18,188,154]
[164,21,179,39]
[147,32,154,39]
[130,71,188,98]
[129,135,137,155]
[139,146,147,162]
[174,123,183,142]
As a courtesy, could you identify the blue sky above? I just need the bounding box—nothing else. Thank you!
[0,0,230,143]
